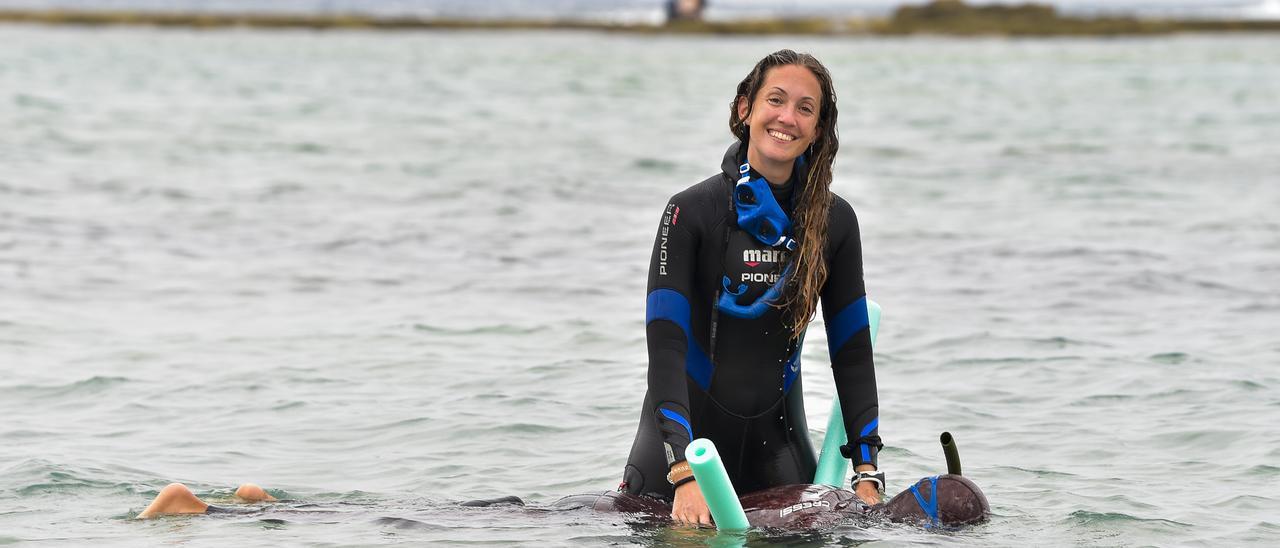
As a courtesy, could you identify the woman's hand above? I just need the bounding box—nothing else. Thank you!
[854,480,881,505]
[671,480,712,526]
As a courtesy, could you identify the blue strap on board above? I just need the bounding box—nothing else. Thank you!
[909,475,941,528]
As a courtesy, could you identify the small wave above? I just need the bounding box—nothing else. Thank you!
[1228,379,1267,391]
[289,141,329,154]
[988,465,1077,479]
[255,181,307,201]
[1065,510,1192,530]
[1148,352,1190,364]
[271,401,306,411]
[1209,494,1275,511]
[0,181,49,197]
[630,158,677,172]
[454,423,573,437]
[366,417,433,430]
[1031,336,1099,348]
[915,332,1104,353]
[1041,142,1109,155]
[1150,429,1247,449]
[881,228,964,241]
[412,323,548,336]
[3,459,143,497]
[932,355,1008,366]
[866,145,915,158]
[1229,302,1280,314]
[14,93,62,111]
[0,375,132,398]
[998,245,1166,262]
[1122,270,1265,297]
[1073,393,1136,405]
[1094,494,1160,511]
[375,516,445,530]
[1245,464,1280,476]
[1144,388,1201,400]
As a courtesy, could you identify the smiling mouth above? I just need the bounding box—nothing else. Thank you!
[768,129,796,142]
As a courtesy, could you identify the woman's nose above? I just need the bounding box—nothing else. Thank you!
[776,105,797,126]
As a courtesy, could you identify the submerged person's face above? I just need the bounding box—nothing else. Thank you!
[737,64,822,175]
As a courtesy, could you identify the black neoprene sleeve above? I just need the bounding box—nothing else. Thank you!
[644,195,700,465]
[820,198,881,469]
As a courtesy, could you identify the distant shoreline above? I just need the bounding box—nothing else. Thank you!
[1,8,1279,36]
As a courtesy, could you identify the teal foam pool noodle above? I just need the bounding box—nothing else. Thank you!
[685,438,750,530]
[813,299,881,487]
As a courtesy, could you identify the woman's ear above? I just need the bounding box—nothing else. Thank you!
[736,96,749,123]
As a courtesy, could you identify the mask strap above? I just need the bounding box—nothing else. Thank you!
[909,475,941,528]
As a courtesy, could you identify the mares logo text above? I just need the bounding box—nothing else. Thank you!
[743,249,787,267]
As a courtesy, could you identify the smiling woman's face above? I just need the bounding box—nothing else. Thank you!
[736,64,823,180]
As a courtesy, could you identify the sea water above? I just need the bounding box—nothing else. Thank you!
[1,25,1278,546]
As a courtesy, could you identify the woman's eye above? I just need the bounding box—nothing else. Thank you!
[767,96,783,105]
[801,106,814,115]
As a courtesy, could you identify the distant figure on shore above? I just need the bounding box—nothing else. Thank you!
[667,0,706,23]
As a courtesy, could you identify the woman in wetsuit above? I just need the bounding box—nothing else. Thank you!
[621,50,882,525]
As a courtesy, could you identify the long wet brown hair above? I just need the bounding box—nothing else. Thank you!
[729,49,839,340]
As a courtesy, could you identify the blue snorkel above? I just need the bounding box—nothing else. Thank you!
[715,159,802,319]
[731,162,798,252]
[717,263,792,319]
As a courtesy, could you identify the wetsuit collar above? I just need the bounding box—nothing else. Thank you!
[719,141,810,194]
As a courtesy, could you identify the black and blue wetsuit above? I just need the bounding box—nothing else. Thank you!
[621,142,880,500]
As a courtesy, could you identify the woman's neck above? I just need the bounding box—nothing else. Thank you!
[746,148,793,187]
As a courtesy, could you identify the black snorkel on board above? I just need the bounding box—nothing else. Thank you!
[940,431,962,476]
[877,431,989,528]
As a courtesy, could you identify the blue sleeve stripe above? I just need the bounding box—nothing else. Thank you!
[646,289,714,391]
[826,296,869,358]
[859,417,879,437]
[647,288,691,327]
[658,408,693,441]
[859,417,878,463]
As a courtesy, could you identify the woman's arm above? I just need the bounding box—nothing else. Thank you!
[645,193,713,524]
[645,196,701,469]
[820,199,882,484]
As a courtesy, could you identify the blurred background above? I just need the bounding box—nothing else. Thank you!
[2,0,1280,22]
[1,1,1277,546]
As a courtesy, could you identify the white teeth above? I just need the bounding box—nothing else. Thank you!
[768,130,795,142]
